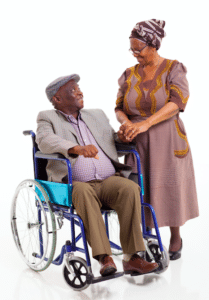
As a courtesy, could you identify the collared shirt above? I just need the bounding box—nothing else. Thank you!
[58,111,116,182]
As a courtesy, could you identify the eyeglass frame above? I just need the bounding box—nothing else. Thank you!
[129,44,147,55]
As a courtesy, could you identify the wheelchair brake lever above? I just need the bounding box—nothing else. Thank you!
[57,210,64,230]
[57,217,64,229]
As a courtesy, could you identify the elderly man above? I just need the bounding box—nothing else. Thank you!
[36,74,158,277]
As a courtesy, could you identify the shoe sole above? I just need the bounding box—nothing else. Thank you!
[101,267,117,277]
[124,266,159,276]
[124,270,143,276]
[169,253,181,260]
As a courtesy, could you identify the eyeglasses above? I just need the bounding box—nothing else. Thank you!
[129,45,147,55]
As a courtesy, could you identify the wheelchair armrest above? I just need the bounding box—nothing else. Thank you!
[35,151,73,185]
[23,130,72,184]
[35,151,66,160]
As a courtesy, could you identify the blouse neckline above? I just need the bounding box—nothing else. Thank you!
[141,58,166,83]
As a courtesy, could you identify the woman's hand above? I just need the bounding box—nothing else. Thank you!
[119,120,150,142]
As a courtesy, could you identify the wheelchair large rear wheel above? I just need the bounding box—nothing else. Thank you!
[11,179,57,272]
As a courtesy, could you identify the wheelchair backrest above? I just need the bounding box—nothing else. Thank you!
[24,130,48,181]
[36,156,48,181]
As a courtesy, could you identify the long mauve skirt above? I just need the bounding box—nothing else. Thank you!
[125,114,199,228]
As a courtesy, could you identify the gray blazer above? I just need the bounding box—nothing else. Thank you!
[36,109,132,183]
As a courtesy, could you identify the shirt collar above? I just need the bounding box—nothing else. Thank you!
[57,110,81,125]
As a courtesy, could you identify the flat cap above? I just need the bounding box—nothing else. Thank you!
[45,74,80,101]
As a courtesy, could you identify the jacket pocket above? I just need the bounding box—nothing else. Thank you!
[174,119,189,158]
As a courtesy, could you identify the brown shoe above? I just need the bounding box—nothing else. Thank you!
[99,255,117,277]
[123,253,158,275]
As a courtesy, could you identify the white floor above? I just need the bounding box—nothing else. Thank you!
[1,162,209,300]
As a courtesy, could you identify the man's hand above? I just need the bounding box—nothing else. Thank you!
[68,145,99,159]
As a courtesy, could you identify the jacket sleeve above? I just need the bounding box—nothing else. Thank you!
[36,111,78,159]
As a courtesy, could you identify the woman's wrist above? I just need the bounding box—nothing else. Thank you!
[145,103,179,129]
[145,118,152,129]
[122,119,132,125]
[116,110,130,125]
[135,120,151,129]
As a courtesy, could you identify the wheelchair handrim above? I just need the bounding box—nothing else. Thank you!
[11,180,56,270]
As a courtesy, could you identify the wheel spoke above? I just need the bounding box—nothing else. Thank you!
[72,261,79,273]
[77,275,84,284]
[107,211,123,256]
[16,203,28,222]
[78,264,83,272]
[79,266,87,275]
[72,276,77,285]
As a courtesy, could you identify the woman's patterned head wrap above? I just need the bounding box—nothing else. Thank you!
[129,19,166,50]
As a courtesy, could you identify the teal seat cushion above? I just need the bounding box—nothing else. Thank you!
[36,179,72,207]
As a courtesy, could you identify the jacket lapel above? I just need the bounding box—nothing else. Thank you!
[56,110,78,137]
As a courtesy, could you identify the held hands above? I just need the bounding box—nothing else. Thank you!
[68,145,99,159]
[118,120,150,142]
[117,129,130,143]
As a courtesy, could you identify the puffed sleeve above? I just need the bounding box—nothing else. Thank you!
[115,71,126,112]
[168,62,190,112]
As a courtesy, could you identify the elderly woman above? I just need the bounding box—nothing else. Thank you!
[115,19,199,260]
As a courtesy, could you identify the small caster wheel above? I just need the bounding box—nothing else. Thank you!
[145,239,169,274]
[63,257,90,291]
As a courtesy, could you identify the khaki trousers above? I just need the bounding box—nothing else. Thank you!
[72,175,145,258]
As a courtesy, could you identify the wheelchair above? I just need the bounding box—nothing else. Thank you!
[11,130,169,291]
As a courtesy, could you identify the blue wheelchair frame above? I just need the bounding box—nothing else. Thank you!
[24,130,165,284]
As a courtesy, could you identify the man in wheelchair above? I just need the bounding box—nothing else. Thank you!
[36,74,158,277]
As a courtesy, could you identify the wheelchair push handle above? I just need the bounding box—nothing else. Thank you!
[23,130,35,137]
[23,130,36,149]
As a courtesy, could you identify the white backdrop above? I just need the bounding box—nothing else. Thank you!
[1,1,209,299]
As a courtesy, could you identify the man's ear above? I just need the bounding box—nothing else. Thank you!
[51,95,61,108]
[52,95,61,103]
[52,95,62,107]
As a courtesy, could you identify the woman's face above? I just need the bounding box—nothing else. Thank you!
[130,38,154,66]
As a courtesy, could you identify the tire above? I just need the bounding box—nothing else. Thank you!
[63,257,90,291]
[11,179,57,272]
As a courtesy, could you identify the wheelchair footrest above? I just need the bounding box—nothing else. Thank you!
[89,272,124,284]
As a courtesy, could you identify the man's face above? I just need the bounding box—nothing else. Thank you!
[54,79,84,113]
